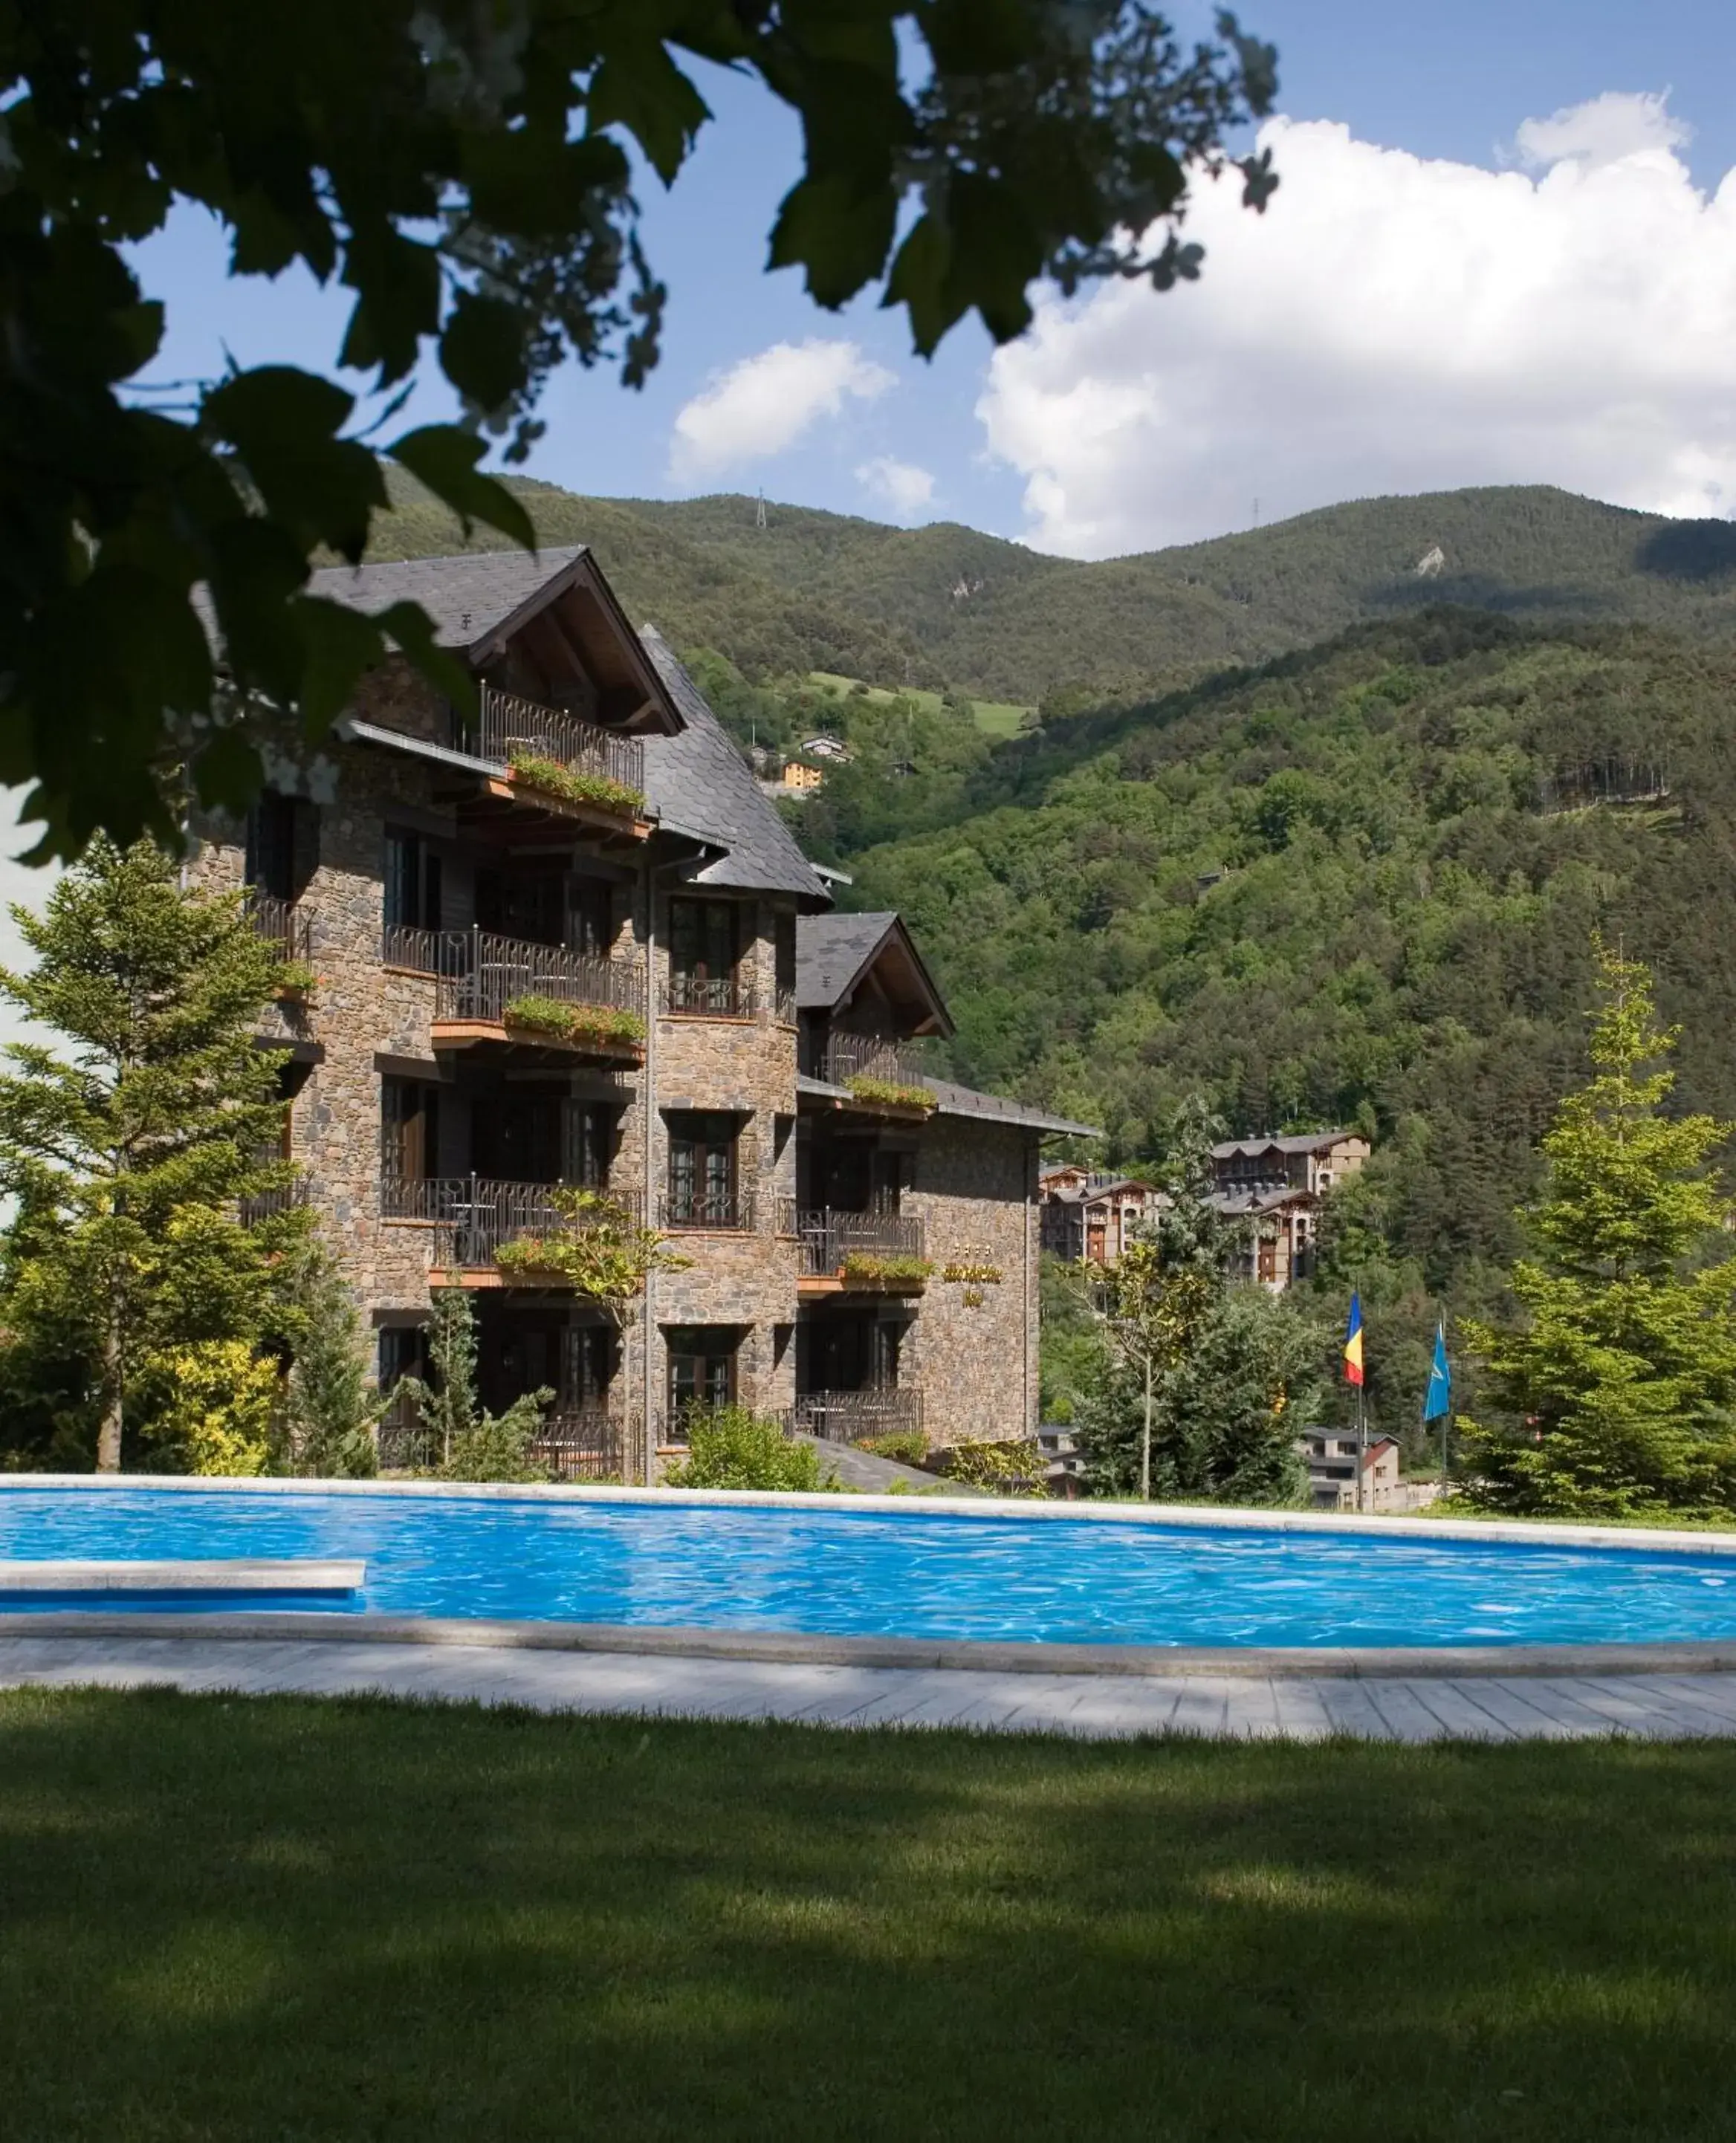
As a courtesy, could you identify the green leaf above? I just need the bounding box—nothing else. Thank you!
[767,173,897,311]
[883,212,958,357]
[192,728,266,814]
[587,44,710,187]
[375,600,477,719]
[386,427,535,551]
[201,366,385,557]
[438,294,529,414]
[291,596,387,735]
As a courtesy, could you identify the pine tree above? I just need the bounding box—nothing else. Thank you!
[0,838,305,1470]
[395,1288,553,1483]
[1460,941,1736,1516]
[283,1248,383,1478]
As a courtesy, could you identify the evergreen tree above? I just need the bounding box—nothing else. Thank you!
[0,839,305,1470]
[282,1248,383,1479]
[396,1288,553,1484]
[1460,942,1736,1516]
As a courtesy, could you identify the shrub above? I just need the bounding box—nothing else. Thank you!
[492,1190,690,1313]
[936,1437,1049,1499]
[282,1250,382,1478]
[844,1074,936,1112]
[501,994,646,1047]
[273,959,319,996]
[508,753,647,817]
[839,1251,933,1288]
[140,1340,281,1476]
[854,1427,928,1466]
[663,1405,835,1491]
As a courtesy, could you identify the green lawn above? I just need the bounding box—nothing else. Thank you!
[807,670,1032,738]
[7,1689,1736,2141]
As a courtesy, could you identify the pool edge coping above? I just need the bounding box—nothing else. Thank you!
[8,1472,1736,1559]
[9,1610,1736,1681]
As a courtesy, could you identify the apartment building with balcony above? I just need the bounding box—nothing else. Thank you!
[190,544,1091,1480]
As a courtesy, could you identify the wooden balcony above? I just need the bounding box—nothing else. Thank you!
[383,926,647,1060]
[450,686,653,842]
[801,1033,939,1115]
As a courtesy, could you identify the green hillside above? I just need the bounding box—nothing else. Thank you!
[365,476,1736,704]
[828,611,1736,1430]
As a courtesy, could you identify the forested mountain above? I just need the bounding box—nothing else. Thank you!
[366,476,1736,705]
[827,612,1736,1432]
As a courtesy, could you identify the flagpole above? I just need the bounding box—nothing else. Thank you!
[1439,1304,1450,1491]
[1355,1274,1367,1514]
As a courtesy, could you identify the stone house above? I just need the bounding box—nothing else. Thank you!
[1037,1167,1165,1265]
[190,545,1090,1480]
[1208,1131,1371,1291]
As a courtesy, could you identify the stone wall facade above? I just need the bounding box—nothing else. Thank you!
[900,1115,1040,1446]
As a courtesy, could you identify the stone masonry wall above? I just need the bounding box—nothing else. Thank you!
[901,1115,1040,1447]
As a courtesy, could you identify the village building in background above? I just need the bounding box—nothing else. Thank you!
[191,547,1092,1484]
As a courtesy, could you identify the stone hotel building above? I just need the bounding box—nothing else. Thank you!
[191,545,1092,1480]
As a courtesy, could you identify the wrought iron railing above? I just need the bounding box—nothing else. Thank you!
[775,1202,926,1277]
[375,1395,627,1479]
[788,1389,924,1443]
[456,683,645,798]
[247,890,313,965]
[381,924,644,1024]
[774,985,798,1028]
[802,1031,936,1092]
[662,971,755,1017]
[239,1176,311,1228]
[658,1188,754,1232]
[381,1173,642,1267]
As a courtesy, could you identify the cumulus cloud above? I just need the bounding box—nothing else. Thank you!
[976,94,1736,557]
[670,339,895,479]
[855,456,936,519]
[1512,89,1691,172]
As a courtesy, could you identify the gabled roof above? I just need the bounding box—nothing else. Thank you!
[637,629,833,907]
[796,912,953,1036]
[307,545,681,735]
[1211,1129,1362,1161]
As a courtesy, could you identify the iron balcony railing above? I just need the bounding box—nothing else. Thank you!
[662,971,756,1017]
[788,1390,924,1444]
[375,1396,626,1479]
[456,683,645,799]
[658,1187,754,1233]
[381,924,644,1025]
[239,1176,311,1228]
[381,1173,643,1267]
[775,1202,926,1277]
[246,889,313,965]
[802,1031,936,1092]
[774,985,798,1028]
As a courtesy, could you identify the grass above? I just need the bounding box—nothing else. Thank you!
[9,1690,1736,2139]
[808,670,1032,737]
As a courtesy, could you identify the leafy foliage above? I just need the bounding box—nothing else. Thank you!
[838,1252,933,1287]
[1457,946,1736,1517]
[499,996,646,1048]
[490,1189,688,1321]
[854,1428,930,1467]
[395,1288,550,1482]
[1,4,1275,854]
[506,755,645,817]
[935,1437,1048,1497]
[282,1249,385,1479]
[663,1407,833,1493]
[135,1340,282,1477]
[0,840,307,1471]
[843,1074,937,1112]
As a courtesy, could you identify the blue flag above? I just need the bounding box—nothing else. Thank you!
[1423,1320,1452,1421]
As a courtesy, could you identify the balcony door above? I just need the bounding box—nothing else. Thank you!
[667,1111,736,1225]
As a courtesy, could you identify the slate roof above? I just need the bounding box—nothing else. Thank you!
[796,912,901,1010]
[1211,1130,1361,1161]
[306,545,591,652]
[638,629,833,906]
[926,1079,1099,1139]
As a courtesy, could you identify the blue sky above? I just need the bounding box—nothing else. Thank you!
[121,0,1736,557]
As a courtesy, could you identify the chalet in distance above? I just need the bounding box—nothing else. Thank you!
[192,546,1092,1479]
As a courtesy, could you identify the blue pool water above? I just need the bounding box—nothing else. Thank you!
[4,1486,1736,1648]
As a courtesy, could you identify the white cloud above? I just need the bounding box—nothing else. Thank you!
[669,339,895,479]
[1512,89,1691,172]
[855,456,936,519]
[976,94,1736,557]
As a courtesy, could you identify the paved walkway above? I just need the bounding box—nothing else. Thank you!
[8,1633,1736,1740]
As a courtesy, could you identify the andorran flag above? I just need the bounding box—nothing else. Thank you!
[1343,1292,1366,1388]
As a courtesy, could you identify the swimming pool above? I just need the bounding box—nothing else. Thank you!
[5,1482,1736,1650]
